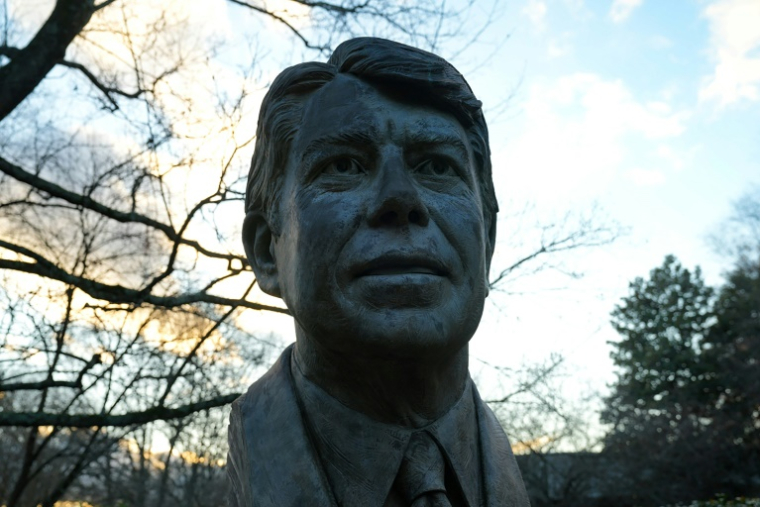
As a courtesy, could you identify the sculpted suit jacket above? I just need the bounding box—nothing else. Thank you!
[227,345,530,506]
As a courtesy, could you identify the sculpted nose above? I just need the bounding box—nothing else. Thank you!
[368,160,430,228]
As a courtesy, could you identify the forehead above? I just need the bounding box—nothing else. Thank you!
[292,74,468,153]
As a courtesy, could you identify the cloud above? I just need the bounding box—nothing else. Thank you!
[562,0,586,14]
[547,32,574,58]
[700,0,760,107]
[656,145,686,172]
[609,0,643,23]
[491,73,687,201]
[523,0,548,32]
[626,168,666,186]
[649,35,673,50]
[547,39,571,58]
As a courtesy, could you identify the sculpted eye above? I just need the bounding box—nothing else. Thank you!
[414,158,457,177]
[321,157,364,175]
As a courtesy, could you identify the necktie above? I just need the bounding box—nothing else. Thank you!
[395,431,453,507]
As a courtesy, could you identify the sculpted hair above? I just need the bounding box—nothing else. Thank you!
[245,37,497,235]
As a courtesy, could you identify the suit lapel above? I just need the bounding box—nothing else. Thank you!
[230,347,530,507]
[231,345,336,507]
[474,387,531,507]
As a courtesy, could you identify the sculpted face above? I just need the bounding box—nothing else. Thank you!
[256,74,492,359]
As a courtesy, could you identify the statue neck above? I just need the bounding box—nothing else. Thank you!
[293,330,469,428]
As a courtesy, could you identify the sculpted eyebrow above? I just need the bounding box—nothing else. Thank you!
[407,131,470,159]
[301,129,378,162]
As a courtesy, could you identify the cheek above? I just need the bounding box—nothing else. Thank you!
[296,189,363,242]
[291,188,364,283]
[430,193,488,273]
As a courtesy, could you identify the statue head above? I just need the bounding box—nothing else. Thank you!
[243,37,497,360]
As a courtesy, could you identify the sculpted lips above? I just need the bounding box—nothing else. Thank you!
[355,253,448,278]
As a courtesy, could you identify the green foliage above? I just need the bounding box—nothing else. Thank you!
[604,255,715,430]
[704,256,760,431]
[603,254,760,505]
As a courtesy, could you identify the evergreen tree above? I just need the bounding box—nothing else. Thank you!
[602,255,718,504]
[703,257,760,492]
[603,255,715,434]
[603,254,760,504]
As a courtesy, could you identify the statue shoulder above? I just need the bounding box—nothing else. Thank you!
[232,345,294,416]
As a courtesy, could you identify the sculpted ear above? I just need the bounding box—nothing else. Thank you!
[486,217,496,271]
[242,211,281,298]
[484,217,497,296]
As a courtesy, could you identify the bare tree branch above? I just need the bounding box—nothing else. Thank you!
[0,250,288,314]
[0,43,19,59]
[0,155,248,266]
[490,209,621,289]
[292,0,371,14]
[58,59,143,110]
[0,394,241,427]
[483,355,565,405]
[1,354,101,392]
[227,0,326,51]
[93,0,117,11]
[0,0,97,120]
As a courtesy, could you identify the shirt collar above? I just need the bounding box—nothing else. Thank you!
[291,353,482,507]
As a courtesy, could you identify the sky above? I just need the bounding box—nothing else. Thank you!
[4,0,759,445]
[453,0,760,409]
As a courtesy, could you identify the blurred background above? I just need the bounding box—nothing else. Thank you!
[0,0,758,505]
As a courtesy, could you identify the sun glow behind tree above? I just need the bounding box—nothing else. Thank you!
[1,1,501,505]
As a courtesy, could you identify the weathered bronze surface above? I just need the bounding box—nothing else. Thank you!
[228,37,529,507]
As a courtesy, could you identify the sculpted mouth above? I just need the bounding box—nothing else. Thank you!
[362,266,439,276]
[356,254,448,277]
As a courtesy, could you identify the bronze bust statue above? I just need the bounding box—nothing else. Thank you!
[227,37,530,507]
